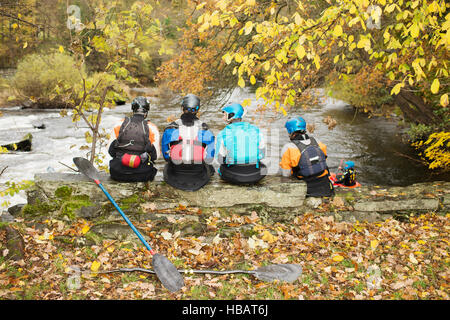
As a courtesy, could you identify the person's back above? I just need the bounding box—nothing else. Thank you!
[280,116,334,197]
[108,96,158,182]
[215,103,266,185]
[161,94,215,191]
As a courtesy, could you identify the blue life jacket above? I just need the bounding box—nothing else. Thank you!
[216,122,263,166]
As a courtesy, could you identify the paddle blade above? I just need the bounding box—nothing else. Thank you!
[73,157,100,181]
[252,264,302,283]
[152,253,184,292]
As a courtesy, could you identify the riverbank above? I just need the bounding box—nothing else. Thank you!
[0,175,448,300]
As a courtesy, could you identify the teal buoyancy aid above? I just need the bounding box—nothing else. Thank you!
[217,122,263,165]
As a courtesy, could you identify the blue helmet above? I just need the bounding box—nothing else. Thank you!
[222,103,244,121]
[344,161,355,170]
[285,117,306,134]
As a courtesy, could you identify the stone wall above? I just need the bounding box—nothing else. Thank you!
[3,173,449,243]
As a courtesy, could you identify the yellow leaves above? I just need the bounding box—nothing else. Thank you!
[90,260,101,272]
[356,37,371,51]
[222,52,233,65]
[332,255,345,262]
[238,77,245,88]
[261,230,277,243]
[250,75,256,85]
[295,44,306,59]
[370,239,379,249]
[81,225,90,235]
[246,0,256,6]
[313,55,321,70]
[390,82,404,95]
[430,78,440,94]
[210,12,220,27]
[23,42,28,49]
[333,25,343,37]
[242,98,252,107]
[234,53,243,63]
[385,3,396,13]
[410,23,420,38]
[196,2,207,10]
[244,21,254,35]
[293,12,302,26]
[440,94,449,107]
[58,46,64,53]
[12,23,18,29]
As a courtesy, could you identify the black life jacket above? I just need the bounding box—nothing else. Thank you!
[292,137,328,178]
[116,115,150,155]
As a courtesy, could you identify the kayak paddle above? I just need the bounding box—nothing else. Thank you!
[72,157,184,292]
[92,263,303,283]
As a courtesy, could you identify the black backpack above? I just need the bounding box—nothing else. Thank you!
[116,115,150,155]
[292,137,327,178]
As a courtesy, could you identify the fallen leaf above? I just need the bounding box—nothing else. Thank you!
[91,261,101,272]
[370,240,379,249]
[409,253,418,264]
[332,255,344,262]
[261,230,277,243]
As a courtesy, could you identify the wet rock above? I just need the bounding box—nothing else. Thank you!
[1,133,32,151]
[90,223,145,242]
[0,211,14,222]
[26,188,49,206]
[78,204,102,219]
[305,197,322,209]
[7,204,25,216]
[3,226,25,261]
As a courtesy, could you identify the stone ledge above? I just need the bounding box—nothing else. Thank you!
[33,173,308,209]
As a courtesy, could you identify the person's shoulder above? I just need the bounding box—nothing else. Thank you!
[281,142,297,153]
[164,120,180,130]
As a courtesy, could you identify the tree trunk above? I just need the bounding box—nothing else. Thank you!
[393,87,439,125]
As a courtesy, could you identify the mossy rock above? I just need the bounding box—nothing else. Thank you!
[22,200,59,217]
[60,198,94,220]
[54,186,73,199]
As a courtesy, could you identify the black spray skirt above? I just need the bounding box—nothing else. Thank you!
[219,163,267,185]
[109,157,157,182]
[303,174,335,197]
[163,162,213,191]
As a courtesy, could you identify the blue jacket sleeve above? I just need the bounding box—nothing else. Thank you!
[161,127,179,161]
[198,129,215,162]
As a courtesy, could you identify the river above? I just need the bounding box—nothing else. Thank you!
[0,87,448,209]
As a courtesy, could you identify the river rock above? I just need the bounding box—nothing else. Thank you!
[7,204,25,216]
[353,198,439,212]
[2,226,25,261]
[90,223,145,242]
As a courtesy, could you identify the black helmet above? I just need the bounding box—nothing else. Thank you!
[131,96,150,113]
[181,94,200,113]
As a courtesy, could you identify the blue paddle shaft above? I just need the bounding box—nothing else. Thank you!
[96,181,154,254]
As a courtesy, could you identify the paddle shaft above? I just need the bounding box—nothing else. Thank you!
[94,179,155,255]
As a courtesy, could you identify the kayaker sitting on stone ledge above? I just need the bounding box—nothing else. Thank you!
[107,96,158,182]
[280,116,334,197]
[161,94,215,191]
[214,103,267,185]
